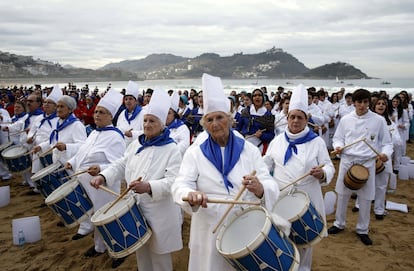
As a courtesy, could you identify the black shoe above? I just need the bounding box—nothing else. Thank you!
[26,189,40,196]
[375,214,384,220]
[72,233,87,240]
[328,225,344,234]
[111,257,126,268]
[84,246,104,257]
[357,233,373,245]
[352,207,359,212]
[393,169,399,175]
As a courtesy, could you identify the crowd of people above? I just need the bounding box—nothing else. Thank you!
[0,78,411,270]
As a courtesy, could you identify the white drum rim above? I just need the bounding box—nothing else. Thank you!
[1,145,29,159]
[61,209,94,229]
[45,179,80,205]
[107,229,153,258]
[0,141,13,151]
[91,195,136,225]
[216,206,273,259]
[31,162,64,181]
[272,190,310,222]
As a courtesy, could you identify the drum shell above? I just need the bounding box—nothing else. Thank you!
[1,145,31,173]
[91,196,152,258]
[375,159,385,174]
[216,206,299,271]
[31,162,69,198]
[45,179,93,228]
[344,164,369,190]
[39,153,53,168]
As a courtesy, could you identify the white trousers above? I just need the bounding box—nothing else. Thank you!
[136,242,173,271]
[374,171,389,215]
[298,246,313,271]
[333,193,371,234]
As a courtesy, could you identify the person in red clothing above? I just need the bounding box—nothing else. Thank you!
[79,96,96,128]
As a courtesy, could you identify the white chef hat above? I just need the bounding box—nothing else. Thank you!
[97,88,123,117]
[146,88,170,123]
[170,91,179,112]
[125,80,139,99]
[202,73,229,114]
[46,85,63,104]
[289,84,308,114]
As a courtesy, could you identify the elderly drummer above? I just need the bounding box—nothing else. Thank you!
[90,88,183,271]
[328,89,393,246]
[263,84,335,271]
[33,95,87,166]
[65,89,127,268]
[171,73,279,271]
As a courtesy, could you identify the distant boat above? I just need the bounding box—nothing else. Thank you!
[381,81,391,85]
[336,76,344,84]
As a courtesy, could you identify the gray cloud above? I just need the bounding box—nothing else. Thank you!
[0,0,413,78]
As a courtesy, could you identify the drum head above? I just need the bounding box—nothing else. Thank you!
[91,196,136,225]
[272,190,309,222]
[349,164,369,180]
[45,179,79,205]
[0,141,13,151]
[32,162,63,180]
[2,145,28,158]
[218,206,270,256]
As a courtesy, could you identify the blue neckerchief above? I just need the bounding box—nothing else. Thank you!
[24,108,43,129]
[136,128,175,154]
[284,129,318,165]
[95,126,125,139]
[168,119,185,130]
[200,129,245,194]
[11,112,27,123]
[49,114,78,144]
[39,112,57,128]
[124,106,142,125]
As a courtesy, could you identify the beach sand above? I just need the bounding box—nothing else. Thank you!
[0,145,413,271]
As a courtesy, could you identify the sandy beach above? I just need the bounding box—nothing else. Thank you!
[0,145,413,271]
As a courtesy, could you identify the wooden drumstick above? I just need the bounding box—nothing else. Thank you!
[330,138,366,155]
[103,176,142,214]
[362,138,381,156]
[8,130,27,136]
[182,197,260,205]
[98,185,120,197]
[60,169,90,180]
[39,146,56,157]
[212,170,256,234]
[280,164,325,191]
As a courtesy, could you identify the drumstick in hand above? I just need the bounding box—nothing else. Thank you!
[330,138,366,155]
[212,170,256,234]
[103,177,142,214]
[98,185,120,197]
[280,164,325,191]
[182,197,260,205]
[60,169,90,180]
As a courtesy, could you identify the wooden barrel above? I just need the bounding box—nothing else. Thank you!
[344,164,369,190]
[375,159,385,174]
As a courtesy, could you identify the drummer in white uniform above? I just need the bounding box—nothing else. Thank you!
[116,80,144,147]
[263,84,335,271]
[171,73,279,271]
[90,88,183,271]
[65,89,127,268]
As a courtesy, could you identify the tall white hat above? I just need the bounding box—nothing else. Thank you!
[97,88,123,117]
[170,91,179,112]
[289,84,308,114]
[146,88,170,123]
[202,73,229,114]
[46,85,63,104]
[125,80,139,99]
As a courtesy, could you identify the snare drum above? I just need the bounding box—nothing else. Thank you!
[1,145,31,173]
[375,158,385,174]
[39,153,53,168]
[216,206,299,271]
[45,179,93,228]
[272,190,325,247]
[344,164,369,190]
[0,141,13,162]
[31,162,69,198]
[91,196,152,258]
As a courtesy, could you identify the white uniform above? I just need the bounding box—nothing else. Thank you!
[171,131,279,271]
[168,123,190,156]
[116,106,144,147]
[67,126,126,252]
[263,126,335,271]
[332,110,393,234]
[101,133,182,271]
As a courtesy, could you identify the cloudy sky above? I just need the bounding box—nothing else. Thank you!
[1,0,413,78]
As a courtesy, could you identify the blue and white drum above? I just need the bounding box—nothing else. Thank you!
[216,206,299,271]
[0,141,13,162]
[91,195,152,258]
[31,162,69,198]
[39,153,53,168]
[45,178,93,228]
[1,145,31,173]
[272,190,325,247]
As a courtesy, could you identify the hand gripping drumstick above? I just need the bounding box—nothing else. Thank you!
[212,170,256,234]
[280,164,325,191]
[103,177,142,214]
[60,169,90,181]
[182,197,260,206]
[330,138,366,155]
